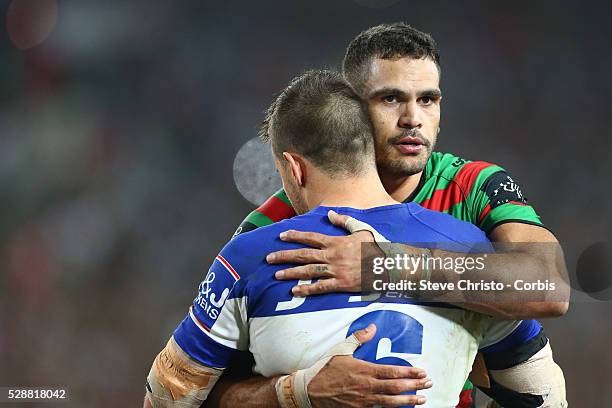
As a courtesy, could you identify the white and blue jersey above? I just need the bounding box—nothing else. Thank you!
[173,203,541,407]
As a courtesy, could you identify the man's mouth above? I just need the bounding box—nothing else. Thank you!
[393,136,425,154]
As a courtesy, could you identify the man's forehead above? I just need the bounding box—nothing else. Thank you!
[365,56,440,94]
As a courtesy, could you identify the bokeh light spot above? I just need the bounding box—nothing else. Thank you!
[576,241,612,301]
[6,0,58,50]
[233,137,282,206]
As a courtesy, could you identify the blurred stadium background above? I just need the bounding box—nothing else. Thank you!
[0,0,610,406]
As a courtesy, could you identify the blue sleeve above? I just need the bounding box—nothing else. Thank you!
[173,237,252,369]
[480,319,542,353]
[409,207,494,253]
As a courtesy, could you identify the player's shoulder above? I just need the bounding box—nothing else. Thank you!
[225,219,286,258]
[217,222,284,279]
[227,210,332,263]
[408,203,491,247]
[428,152,505,184]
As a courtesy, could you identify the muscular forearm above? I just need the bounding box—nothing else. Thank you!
[204,375,280,408]
[387,243,569,319]
[270,215,570,319]
[203,326,431,408]
[435,245,567,318]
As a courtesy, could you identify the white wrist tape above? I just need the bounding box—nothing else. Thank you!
[486,341,567,408]
[275,332,362,408]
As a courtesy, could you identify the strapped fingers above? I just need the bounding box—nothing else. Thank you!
[323,334,363,358]
[327,210,390,243]
[275,264,334,280]
[276,326,375,408]
[327,210,351,229]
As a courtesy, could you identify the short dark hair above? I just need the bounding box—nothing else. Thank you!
[342,23,440,94]
[261,69,374,176]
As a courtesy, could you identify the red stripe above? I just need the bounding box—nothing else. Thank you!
[189,306,211,332]
[420,182,463,212]
[420,161,494,212]
[478,203,492,223]
[454,161,493,196]
[455,388,473,408]
[216,255,240,280]
[257,196,296,222]
[478,201,526,224]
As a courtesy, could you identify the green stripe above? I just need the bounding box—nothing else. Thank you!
[414,178,451,203]
[462,379,474,391]
[244,211,274,228]
[274,189,292,207]
[479,203,543,233]
[465,165,504,219]
[448,201,470,223]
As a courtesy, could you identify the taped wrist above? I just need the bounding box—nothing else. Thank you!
[486,341,567,408]
[146,336,223,408]
[275,332,362,408]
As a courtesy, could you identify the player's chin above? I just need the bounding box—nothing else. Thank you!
[382,158,427,177]
[396,153,428,173]
[379,148,428,174]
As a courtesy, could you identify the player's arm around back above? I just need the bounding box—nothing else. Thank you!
[429,165,570,318]
[269,212,570,320]
[269,165,571,320]
[411,221,570,319]
[144,325,433,408]
[485,222,569,318]
[203,324,432,408]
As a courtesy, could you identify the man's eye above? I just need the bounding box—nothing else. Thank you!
[382,95,398,103]
[420,96,432,105]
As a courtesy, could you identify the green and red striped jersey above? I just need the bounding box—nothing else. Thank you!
[234,151,544,408]
[235,151,544,236]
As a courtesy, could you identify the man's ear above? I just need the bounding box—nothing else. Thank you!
[282,152,306,187]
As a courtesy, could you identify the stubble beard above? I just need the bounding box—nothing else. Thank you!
[284,180,309,215]
[376,144,433,178]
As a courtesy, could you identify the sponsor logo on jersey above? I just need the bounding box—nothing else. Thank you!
[452,157,467,167]
[232,226,243,238]
[482,171,528,208]
[194,255,240,322]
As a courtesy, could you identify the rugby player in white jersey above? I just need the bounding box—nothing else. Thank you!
[144,70,564,408]
[204,23,569,408]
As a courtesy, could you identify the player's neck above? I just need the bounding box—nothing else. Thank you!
[310,170,398,210]
[380,171,424,203]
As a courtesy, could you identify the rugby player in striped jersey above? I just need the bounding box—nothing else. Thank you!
[209,24,569,408]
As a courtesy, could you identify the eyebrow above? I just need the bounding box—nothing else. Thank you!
[367,87,442,100]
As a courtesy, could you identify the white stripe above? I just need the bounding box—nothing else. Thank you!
[189,307,239,349]
[216,255,240,281]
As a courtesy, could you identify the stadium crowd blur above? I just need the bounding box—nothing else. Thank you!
[1,0,610,406]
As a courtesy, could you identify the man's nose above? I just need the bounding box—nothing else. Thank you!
[398,101,422,129]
